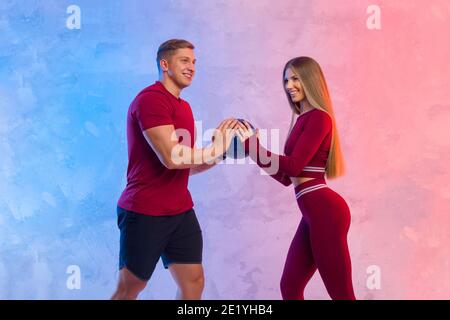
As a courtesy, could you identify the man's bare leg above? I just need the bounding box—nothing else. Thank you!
[169,263,205,300]
[111,267,147,300]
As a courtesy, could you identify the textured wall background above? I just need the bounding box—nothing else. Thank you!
[0,0,449,299]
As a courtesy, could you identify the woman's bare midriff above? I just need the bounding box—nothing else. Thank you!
[290,176,316,188]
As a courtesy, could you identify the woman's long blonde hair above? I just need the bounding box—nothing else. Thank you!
[283,57,345,179]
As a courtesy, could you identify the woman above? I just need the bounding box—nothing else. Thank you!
[241,57,356,300]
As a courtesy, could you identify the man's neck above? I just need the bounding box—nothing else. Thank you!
[160,77,181,99]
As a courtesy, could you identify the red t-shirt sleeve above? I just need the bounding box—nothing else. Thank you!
[247,110,332,177]
[133,92,174,131]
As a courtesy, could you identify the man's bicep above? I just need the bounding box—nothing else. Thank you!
[142,125,178,165]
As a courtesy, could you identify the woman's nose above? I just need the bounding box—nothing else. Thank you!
[285,81,293,90]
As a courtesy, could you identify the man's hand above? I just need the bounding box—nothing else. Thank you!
[212,118,248,155]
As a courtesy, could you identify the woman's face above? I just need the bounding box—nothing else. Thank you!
[284,68,305,103]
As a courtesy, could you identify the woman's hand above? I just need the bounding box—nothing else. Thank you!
[235,119,258,142]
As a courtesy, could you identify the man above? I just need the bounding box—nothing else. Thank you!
[111,39,245,300]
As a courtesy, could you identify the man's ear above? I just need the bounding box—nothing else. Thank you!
[160,59,169,72]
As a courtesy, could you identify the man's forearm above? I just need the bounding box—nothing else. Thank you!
[168,143,223,170]
[189,161,218,175]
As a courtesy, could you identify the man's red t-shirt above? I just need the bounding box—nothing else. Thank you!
[117,81,195,216]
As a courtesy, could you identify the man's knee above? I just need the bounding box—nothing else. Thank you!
[114,268,148,299]
[189,272,205,289]
[180,270,205,292]
[114,281,147,300]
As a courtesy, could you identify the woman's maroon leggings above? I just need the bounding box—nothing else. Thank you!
[280,178,356,300]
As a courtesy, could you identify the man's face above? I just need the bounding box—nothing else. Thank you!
[163,48,196,88]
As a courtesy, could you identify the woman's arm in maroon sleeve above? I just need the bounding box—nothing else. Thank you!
[268,171,292,186]
[246,110,332,177]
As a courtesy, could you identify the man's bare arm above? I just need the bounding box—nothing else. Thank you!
[142,119,238,170]
[189,158,219,175]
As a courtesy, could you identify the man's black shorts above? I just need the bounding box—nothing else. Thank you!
[117,206,203,281]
